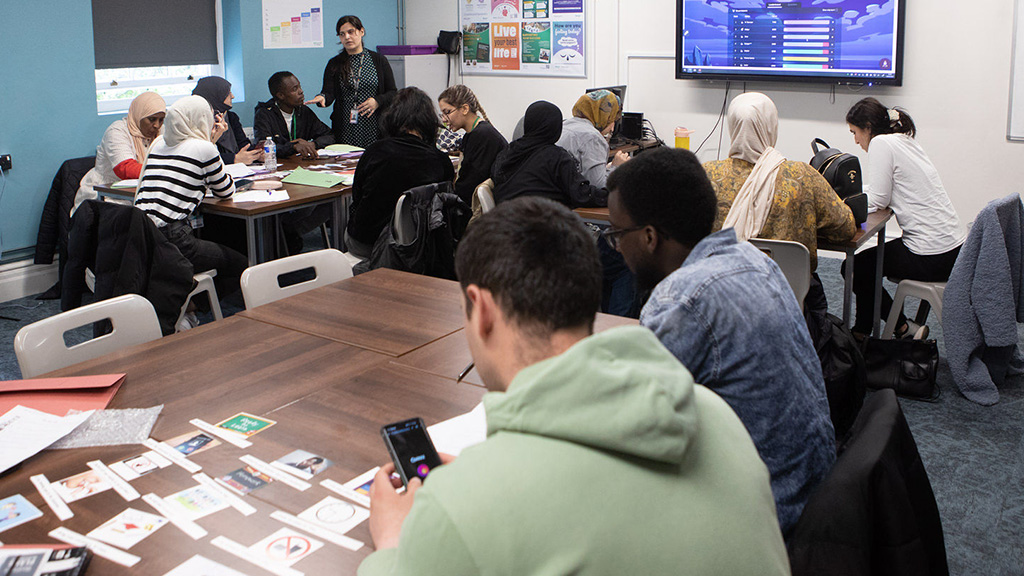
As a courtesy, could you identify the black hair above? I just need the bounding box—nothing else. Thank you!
[455,197,601,336]
[846,97,917,138]
[606,147,716,248]
[335,15,365,83]
[268,71,295,99]
[380,87,441,144]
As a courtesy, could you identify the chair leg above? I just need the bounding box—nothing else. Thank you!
[320,223,331,249]
[914,301,932,325]
[882,283,909,339]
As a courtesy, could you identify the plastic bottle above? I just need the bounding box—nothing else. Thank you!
[263,140,277,172]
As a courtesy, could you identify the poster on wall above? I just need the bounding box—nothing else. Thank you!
[263,0,324,49]
[461,0,585,77]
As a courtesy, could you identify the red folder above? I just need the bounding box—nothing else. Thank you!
[0,374,126,416]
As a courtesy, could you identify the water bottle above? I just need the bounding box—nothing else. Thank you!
[263,140,277,172]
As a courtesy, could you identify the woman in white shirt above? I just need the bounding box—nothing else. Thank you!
[845,97,966,338]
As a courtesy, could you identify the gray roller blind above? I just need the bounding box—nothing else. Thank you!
[93,0,218,69]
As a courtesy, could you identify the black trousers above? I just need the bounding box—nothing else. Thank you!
[161,220,248,301]
[843,238,961,333]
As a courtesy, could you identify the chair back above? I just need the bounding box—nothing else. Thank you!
[749,238,811,307]
[240,249,353,309]
[394,194,416,245]
[476,180,496,214]
[14,294,161,378]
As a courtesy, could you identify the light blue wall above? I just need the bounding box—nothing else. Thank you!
[0,0,397,262]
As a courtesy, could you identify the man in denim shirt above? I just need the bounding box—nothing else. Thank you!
[605,148,835,538]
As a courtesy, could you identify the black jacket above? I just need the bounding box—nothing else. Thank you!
[253,100,334,158]
[347,134,455,246]
[63,201,195,336]
[216,111,253,165]
[319,49,397,132]
[35,157,95,265]
[491,144,606,208]
[788,389,948,575]
[454,121,508,205]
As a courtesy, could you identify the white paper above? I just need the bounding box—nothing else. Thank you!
[427,403,487,456]
[87,460,140,502]
[111,179,139,189]
[263,0,324,50]
[163,555,253,576]
[296,496,368,536]
[87,507,168,549]
[0,406,94,474]
[232,190,290,203]
[240,455,310,491]
[142,493,208,540]
[109,450,173,481]
[225,163,256,179]
[143,438,202,473]
[30,474,73,521]
[212,535,303,576]
[249,527,324,567]
[193,473,257,516]
[189,418,253,449]
[270,510,363,552]
[49,526,141,567]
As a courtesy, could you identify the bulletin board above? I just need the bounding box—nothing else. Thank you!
[460,0,586,78]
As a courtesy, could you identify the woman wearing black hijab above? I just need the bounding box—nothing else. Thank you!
[192,76,262,165]
[490,100,606,207]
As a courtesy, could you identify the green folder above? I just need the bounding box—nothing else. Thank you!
[282,167,346,188]
[324,144,365,153]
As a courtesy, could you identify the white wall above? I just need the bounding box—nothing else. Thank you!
[406,0,1023,222]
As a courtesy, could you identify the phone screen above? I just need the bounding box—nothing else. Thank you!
[381,418,443,486]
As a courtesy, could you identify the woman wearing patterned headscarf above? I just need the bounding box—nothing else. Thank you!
[73,92,166,214]
[556,90,629,189]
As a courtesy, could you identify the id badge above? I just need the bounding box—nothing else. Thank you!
[350,107,359,124]
[189,213,204,230]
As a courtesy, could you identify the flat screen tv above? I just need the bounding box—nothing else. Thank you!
[676,0,905,86]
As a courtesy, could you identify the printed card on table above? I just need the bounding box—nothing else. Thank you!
[271,449,332,480]
[217,466,273,496]
[215,413,276,438]
[248,527,323,567]
[164,485,229,521]
[109,451,173,482]
[297,496,368,535]
[162,554,253,575]
[53,469,112,503]
[87,507,168,549]
[166,431,221,456]
[0,494,43,533]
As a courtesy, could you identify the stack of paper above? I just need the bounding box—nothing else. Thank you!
[0,406,94,474]
[324,144,364,154]
[224,163,256,179]
[231,190,290,203]
[282,167,345,188]
[111,180,138,189]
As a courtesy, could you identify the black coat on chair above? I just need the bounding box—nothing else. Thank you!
[34,156,96,298]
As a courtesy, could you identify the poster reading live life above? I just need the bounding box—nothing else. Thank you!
[461,0,586,77]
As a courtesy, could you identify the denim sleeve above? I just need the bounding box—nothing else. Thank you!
[641,294,719,385]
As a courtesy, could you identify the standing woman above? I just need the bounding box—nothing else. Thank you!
[192,76,262,165]
[845,97,966,339]
[307,15,397,148]
[438,84,508,205]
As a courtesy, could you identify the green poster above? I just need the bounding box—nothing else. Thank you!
[521,22,551,64]
[463,23,490,63]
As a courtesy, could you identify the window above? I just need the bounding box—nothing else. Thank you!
[95,64,223,115]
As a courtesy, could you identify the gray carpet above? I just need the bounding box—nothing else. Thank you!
[0,256,1021,575]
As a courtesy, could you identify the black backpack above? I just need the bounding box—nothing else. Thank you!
[810,138,867,224]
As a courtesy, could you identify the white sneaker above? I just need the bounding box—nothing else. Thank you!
[176,311,200,332]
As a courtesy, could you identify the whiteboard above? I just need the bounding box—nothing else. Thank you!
[1010,0,1024,140]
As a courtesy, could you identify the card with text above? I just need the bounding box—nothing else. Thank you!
[215,413,276,438]
[53,470,113,503]
[87,507,168,549]
[0,494,43,533]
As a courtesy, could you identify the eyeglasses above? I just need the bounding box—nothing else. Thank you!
[439,107,456,120]
[600,225,646,250]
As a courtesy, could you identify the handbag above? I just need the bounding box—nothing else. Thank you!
[437,30,462,55]
[863,337,940,401]
[809,138,863,199]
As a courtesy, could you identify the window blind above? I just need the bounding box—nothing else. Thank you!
[92,0,218,69]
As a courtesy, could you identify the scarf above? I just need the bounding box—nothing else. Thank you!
[722,92,786,242]
[572,90,621,131]
[494,101,563,181]
[163,95,215,147]
[192,76,238,153]
[126,92,166,161]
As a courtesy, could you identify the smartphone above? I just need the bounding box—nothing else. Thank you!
[381,418,443,487]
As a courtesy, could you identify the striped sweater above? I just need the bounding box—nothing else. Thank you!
[134,138,234,226]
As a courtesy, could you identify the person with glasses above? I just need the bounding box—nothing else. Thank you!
[605,147,835,540]
[438,85,508,205]
[306,15,397,148]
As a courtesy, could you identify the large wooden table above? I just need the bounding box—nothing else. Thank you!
[0,269,636,574]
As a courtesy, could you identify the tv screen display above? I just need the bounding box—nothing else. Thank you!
[676,1,905,85]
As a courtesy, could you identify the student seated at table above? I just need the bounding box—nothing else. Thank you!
[490,100,605,208]
[844,97,966,339]
[73,92,166,215]
[556,89,630,189]
[254,71,334,159]
[134,95,247,306]
[345,87,455,259]
[254,71,335,254]
[360,197,790,576]
[606,148,835,539]
[438,84,507,205]
[192,76,262,166]
[703,92,856,316]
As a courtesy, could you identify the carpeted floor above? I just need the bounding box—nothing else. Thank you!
[0,255,1021,574]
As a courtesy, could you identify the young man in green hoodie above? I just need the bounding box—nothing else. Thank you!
[359,197,791,576]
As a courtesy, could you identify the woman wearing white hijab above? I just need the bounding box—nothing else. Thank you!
[135,95,246,307]
[73,92,166,214]
[703,92,855,322]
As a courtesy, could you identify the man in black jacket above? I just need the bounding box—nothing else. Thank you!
[254,72,334,159]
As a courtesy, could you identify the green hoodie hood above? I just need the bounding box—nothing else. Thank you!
[483,326,698,464]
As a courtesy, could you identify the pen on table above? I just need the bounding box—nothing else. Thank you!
[457,362,474,383]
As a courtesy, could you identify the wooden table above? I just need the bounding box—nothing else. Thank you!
[96,156,356,266]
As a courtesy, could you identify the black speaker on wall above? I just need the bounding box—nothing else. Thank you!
[620,112,644,140]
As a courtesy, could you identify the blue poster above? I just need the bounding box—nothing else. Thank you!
[552,0,583,14]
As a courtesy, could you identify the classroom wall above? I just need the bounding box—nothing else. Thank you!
[405,0,1023,224]
[0,1,397,262]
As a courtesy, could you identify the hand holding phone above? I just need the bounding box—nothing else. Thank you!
[381,418,443,487]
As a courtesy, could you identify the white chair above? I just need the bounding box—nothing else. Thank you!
[175,270,223,330]
[749,238,811,309]
[394,194,416,245]
[881,279,946,339]
[14,294,162,378]
[240,249,353,309]
[476,180,496,214]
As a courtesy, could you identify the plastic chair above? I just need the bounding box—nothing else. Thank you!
[14,294,162,378]
[881,279,946,339]
[175,269,223,330]
[749,238,811,308]
[394,194,416,245]
[240,249,354,309]
[476,180,496,214]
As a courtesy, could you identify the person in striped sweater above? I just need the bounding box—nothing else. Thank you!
[135,95,247,304]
